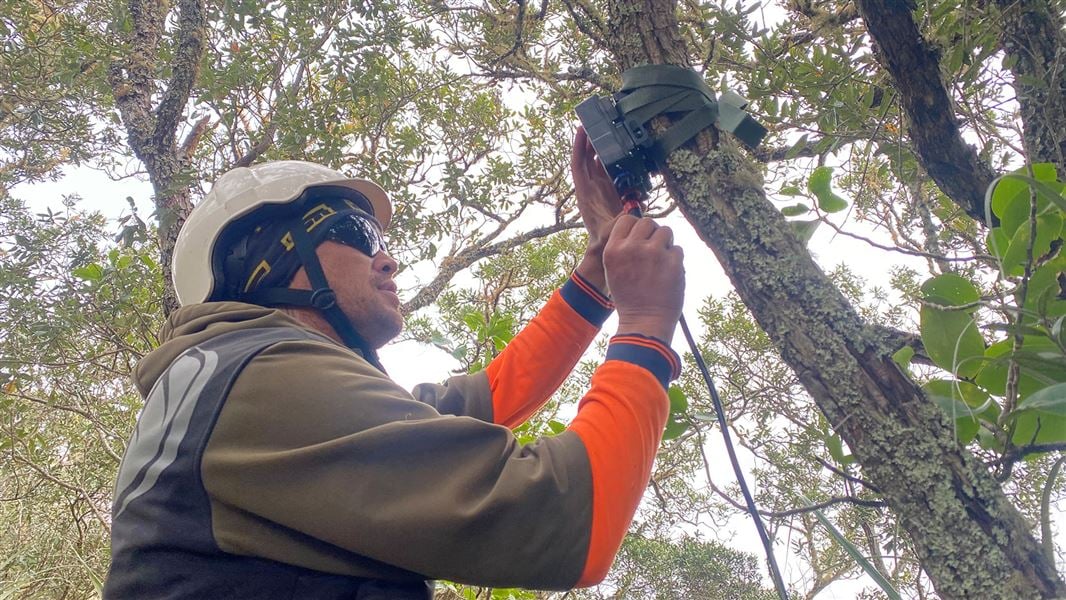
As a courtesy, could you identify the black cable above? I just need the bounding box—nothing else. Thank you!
[623,195,788,599]
[678,314,790,600]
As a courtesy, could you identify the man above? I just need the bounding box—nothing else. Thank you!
[104,128,685,599]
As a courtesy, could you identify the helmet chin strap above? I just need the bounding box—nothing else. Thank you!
[240,216,386,374]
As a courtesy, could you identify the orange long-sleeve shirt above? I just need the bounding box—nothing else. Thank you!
[106,274,678,597]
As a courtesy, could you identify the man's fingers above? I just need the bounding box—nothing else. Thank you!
[571,127,585,178]
[609,214,640,239]
[629,217,659,239]
[607,217,664,244]
[650,225,674,248]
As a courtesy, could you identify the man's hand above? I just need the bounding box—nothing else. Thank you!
[572,126,624,250]
[604,215,685,342]
[572,126,624,294]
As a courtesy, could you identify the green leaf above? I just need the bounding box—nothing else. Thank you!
[1053,316,1066,348]
[814,136,838,154]
[920,273,981,307]
[779,185,803,197]
[72,263,104,281]
[919,305,985,378]
[825,433,854,465]
[986,228,1010,261]
[817,191,848,213]
[662,414,688,441]
[784,134,809,159]
[807,166,848,212]
[668,385,688,413]
[1000,212,1063,276]
[799,494,902,600]
[780,203,809,217]
[808,166,832,194]
[919,274,986,378]
[977,337,1066,397]
[692,411,718,424]
[547,419,567,435]
[977,427,1004,452]
[462,310,483,333]
[1013,345,1066,385]
[988,171,1066,235]
[789,219,820,245]
[1011,412,1066,447]
[452,344,469,361]
[1018,74,1048,89]
[488,314,515,343]
[922,379,992,444]
[1023,255,1066,321]
[892,345,915,369]
[990,173,1030,231]
[1032,163,1059,183]
[923,379,989,419]
[1016,382,1066,416]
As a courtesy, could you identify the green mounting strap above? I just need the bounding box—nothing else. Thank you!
[617,65,766,163]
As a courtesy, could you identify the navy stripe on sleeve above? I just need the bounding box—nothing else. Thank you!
[560,272,614,327]
[605,334,682,389]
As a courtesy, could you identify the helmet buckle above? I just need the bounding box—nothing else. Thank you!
[309,288,337,310]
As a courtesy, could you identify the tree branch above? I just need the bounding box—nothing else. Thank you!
[401,221,581,313]
[703,459,884,519]
[107,0,165,163]
[153,0,206,153]
[472,66,615,91]
[180,114,212,162]
[772,495,885,519]
[560,0,609,50]
[815,457,882,493]
[233,123,277,168]
[990,0,1066,172]
[497,0,527,63]
[752,140,821,162]
[1041,455,1066,567]
[996,442,1066,470]
[14,452,111,533]
[777,2,862,57]
[855,0,998,225]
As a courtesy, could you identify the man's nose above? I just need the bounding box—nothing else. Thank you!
[374,251,399,274]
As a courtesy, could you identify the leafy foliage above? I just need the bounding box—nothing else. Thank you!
[579,535,783,600]
[915,165,1066,456]
[2,0,1066,597]
[0,195,162,598]
[0,0,118,186]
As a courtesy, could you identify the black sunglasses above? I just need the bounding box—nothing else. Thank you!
[324,214,388,258]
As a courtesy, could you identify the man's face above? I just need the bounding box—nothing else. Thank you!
[328,241,403,348]
[291,241,403,349]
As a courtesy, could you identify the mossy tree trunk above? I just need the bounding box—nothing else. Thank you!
[601,0,1065,597]
[108,0,207,315]
[991,0,1066,173]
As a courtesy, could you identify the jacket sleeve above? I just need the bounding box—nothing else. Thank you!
[413,272,614,426]
[200,332,678,589]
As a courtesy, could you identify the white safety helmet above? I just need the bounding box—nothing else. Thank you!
[173,160,392,306]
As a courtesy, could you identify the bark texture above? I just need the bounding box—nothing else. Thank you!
[856,0,998,225]
[602,0,1065,597]
[108,0,206,315]
[993,0,1066,171]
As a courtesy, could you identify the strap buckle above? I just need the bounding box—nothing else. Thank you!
[309,288,337,310]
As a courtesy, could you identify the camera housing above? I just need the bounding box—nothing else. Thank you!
[576,86,766,201]
[575,95,657,197]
